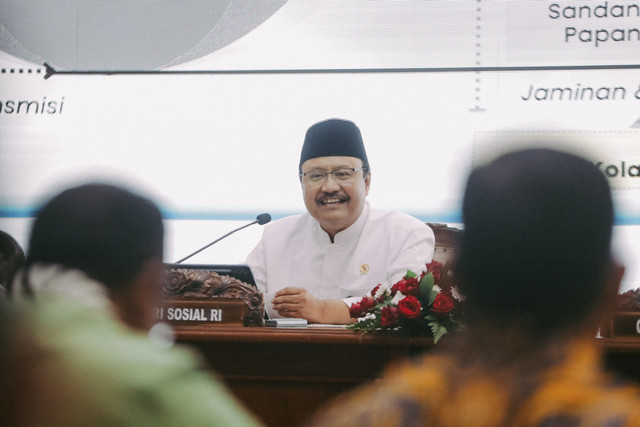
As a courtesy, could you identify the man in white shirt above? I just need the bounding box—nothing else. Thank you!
[246,119,435,324]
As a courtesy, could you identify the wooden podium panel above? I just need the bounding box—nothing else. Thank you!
[176,326,431,426]
[176,326,640,427]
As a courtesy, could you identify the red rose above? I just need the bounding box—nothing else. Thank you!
[349,296,376,318]
[360,296,376,312]
[381,306,400,327]
[397,295,422,319]
[349,301,363,318]
[426,261,443,283]
[390,280,402,296]
[431,293,455,314]
[371,284,381,296]
[371,284,386,302]
[398,277,420,297]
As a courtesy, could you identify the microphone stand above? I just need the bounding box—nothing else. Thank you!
[174,220,259,264]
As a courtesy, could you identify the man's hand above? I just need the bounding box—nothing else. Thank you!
[272,287,354,324]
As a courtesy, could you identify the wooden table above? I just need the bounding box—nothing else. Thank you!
[176,326,640,427]
[601,335,640,385]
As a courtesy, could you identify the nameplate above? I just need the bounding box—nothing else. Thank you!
[161,267,265,327]
[156,298,247,326]
[609,312,640,338]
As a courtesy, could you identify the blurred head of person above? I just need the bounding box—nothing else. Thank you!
[20,183,165,330]
[455,148,621,339]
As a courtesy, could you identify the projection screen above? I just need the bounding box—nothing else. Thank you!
[1,1,640,291]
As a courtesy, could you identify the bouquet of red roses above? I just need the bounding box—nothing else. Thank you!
[347,260,464,343]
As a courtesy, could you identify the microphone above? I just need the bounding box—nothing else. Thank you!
[256,213,271,225]
[174,213,271,264]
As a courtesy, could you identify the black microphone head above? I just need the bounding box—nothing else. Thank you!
[256,213,271,225]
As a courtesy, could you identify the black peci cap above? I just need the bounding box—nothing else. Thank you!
[299,119,369,172]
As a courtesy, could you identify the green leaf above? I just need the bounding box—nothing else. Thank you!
[419,272,434,301]
[404,270,417,279]
[347,316,380,333]
[429,322,448,344]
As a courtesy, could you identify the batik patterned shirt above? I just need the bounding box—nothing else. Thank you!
[308,339,640,427]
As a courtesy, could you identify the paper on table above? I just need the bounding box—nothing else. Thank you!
[265,318,308,327]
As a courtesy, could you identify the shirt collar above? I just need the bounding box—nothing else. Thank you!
[314,202,370,245]
[12,263,116,315]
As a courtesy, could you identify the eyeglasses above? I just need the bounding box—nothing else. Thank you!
[300,167,366,186]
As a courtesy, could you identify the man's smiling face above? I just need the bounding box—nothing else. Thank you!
[301,156,370,238]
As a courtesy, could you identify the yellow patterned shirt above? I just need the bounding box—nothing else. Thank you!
[308,339,640,427]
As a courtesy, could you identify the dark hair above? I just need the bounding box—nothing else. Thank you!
[0,231,25,292]
[455,149,613,330]
[23,183,164,291]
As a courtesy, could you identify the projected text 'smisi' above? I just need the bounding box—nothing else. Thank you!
[0,97,65,115]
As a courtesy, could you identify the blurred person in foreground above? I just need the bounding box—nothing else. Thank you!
[308,148,640,426]
[0,183,260,426]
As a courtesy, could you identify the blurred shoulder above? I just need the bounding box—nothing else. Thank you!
[307,354,451,427]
